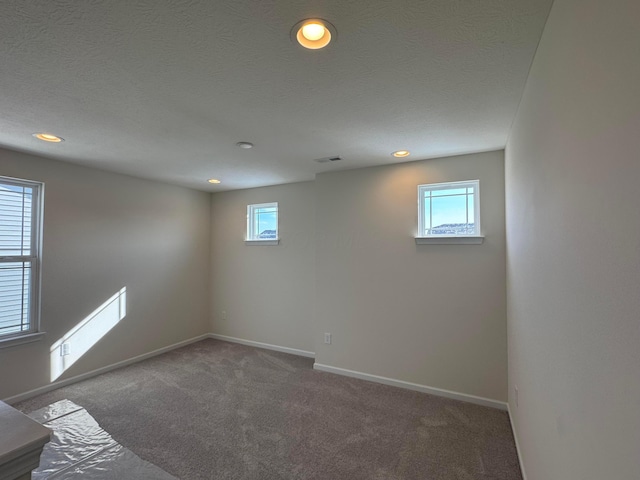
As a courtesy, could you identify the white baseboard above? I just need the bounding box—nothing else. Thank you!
[313,363,508,411]
[208,333,315,358]
[3,334,210,405]
[508,403,528,480]
[4,332,506,417]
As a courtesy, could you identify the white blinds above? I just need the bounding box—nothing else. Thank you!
[0,182,36,336]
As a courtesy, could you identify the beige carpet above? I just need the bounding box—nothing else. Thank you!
[16,339,522,480]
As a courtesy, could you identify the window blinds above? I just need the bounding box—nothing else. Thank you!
[0,182,35,336]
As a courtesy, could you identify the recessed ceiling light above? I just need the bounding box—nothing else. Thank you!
[33,133,64,143]
[291,19,336,50]
[236,142,253,149]
[392,150,410,158]
[302,23,325,41]
[208,178,221,184]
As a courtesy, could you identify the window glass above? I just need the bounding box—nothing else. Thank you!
[0,177,42,339]
[418,180,480,237]
[247,202,278,241]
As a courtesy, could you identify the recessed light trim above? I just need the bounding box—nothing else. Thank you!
[392,150,410,158]
[291,19,337,50]
[208,178,221,184]
[236,142,254,149]
[33,133,64,143]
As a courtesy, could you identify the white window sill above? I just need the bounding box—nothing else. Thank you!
[0,332,46,350]
[245,239,280,246]
[415,236,484,245]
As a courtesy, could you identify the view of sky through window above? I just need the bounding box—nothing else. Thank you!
[256,207,277,238]
[419,182,478,236]
[247,203,278,240]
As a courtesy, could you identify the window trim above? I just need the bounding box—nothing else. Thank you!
[246,202,279,244]
[416,180,482,242]
[244,239,280,246]
[414,236,484,245]
[0,175,44,348]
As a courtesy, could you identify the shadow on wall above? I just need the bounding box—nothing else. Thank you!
[50,287,127,381]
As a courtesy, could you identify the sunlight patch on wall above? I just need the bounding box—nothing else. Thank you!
[50,287,127,381]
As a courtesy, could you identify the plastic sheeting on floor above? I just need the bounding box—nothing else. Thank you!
[28,399,177,479]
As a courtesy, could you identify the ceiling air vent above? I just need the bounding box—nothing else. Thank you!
[314,156,342,164]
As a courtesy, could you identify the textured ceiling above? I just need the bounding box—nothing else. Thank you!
[0,0,553,191]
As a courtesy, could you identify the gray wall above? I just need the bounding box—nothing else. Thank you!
[505,0,640,477]
[210,151,507,402]
[2,148,507,405]
[315,151,507,401]
[0,148,211,400]
[210,182,315,353]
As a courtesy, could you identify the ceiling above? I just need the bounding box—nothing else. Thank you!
[0,0,553,192]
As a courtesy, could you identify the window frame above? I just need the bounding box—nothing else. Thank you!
[0,175,44,348]
[416,180,483,244]
[246,202,279,245]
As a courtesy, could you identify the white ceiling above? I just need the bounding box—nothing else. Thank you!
[0,0,553,192]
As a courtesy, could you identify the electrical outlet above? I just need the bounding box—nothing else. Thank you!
[222,311,227,321]
[324,333,332,344]
[515,385,519,407]
[60,343,70,357]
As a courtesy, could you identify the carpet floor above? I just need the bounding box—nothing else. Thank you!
[15,339,522,480]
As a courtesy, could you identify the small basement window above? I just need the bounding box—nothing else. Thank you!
[416,180,482,244]
[246,202,278,245]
